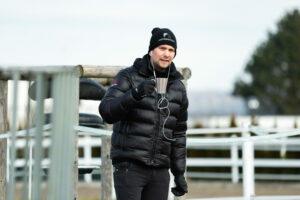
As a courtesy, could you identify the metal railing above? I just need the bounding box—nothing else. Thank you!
[0,65,193,200]
[0,66,80,200]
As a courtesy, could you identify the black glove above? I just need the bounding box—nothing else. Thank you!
[171,174,188,196]
[132,79,156,100]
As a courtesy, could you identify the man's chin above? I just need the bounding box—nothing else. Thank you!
[160,65,169,69]
[158,63,170,69]
[158,67,169,73]
[153,62,170,72]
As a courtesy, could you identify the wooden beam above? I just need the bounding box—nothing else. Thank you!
[80,65,191,80]
[79,65,125,78]
[89,78,114,86]
[0,65,191,86]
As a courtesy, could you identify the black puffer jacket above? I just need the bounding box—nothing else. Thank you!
[99,54,188,175]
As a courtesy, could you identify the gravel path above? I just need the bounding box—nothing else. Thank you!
[76,180,300,199]
[14,180,300,199]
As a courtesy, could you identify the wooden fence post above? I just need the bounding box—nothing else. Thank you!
[0,81,8,200]
[101,135,112,200]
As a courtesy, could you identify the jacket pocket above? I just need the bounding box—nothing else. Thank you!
[113,161,131,186]
[113,161,131,173]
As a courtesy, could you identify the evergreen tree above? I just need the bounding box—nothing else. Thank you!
[233,9,300,114]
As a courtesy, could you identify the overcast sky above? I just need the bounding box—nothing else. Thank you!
[1,0,300,93]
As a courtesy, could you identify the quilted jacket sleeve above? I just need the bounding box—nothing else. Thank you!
[170,87,189,176]
[99,69,138,124]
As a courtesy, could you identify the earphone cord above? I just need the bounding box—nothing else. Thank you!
[157,96,176,142]
[152,65,176,142]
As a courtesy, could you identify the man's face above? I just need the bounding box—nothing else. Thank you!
[149,44,175,72]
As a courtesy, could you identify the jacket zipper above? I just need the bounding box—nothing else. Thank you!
[150,93,160,164]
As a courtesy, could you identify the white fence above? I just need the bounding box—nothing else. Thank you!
[188,116,300,129]
[186,127,300,182]
[3,125,300,200]
[7,127,300,182]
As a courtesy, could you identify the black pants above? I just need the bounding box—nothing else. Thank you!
[113,161,170,200]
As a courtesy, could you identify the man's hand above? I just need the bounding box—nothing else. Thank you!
[132,79,156,100]
[171,174,188,196]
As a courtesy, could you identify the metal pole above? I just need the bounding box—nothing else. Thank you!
[29,140,33,200]
[21,81,32,200]
[47,71,77,200]
[32,73,46,200]
[242,125,255,199]
[73,71,79,200]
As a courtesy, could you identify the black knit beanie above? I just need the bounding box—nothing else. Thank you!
[148,27,177,54]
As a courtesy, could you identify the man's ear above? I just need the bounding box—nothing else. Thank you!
[149,50,153,57]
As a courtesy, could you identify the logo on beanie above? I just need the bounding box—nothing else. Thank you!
[159,32,174,43]
[163,33,169,38]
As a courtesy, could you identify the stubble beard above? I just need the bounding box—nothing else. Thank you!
[151,59,169,72]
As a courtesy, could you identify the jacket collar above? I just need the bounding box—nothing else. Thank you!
[133,54,183,81]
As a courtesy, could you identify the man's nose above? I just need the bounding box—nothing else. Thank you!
[163,50,170,57]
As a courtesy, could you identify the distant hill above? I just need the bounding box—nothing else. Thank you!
[187,91,248,117]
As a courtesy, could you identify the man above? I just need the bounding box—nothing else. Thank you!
[99,27,188,200]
